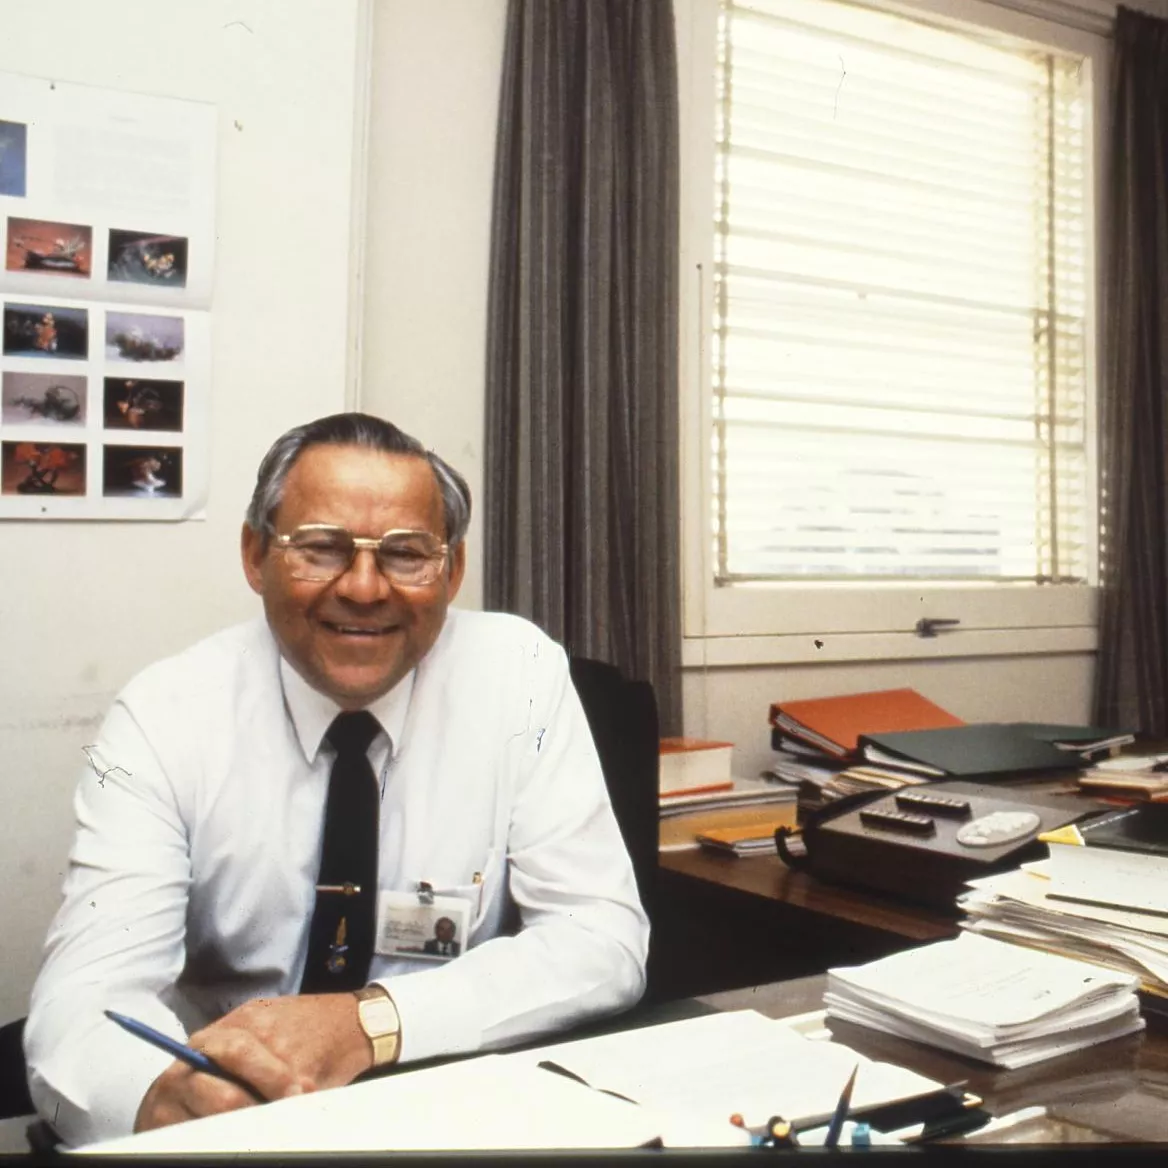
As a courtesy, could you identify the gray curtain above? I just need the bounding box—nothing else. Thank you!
[1094,7,1168,733]
[484,0,682,734]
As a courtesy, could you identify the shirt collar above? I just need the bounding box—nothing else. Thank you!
[279,655,414,765]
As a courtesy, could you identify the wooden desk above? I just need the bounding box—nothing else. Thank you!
[702,974,1168,1146]
[661,846,955,944]
[650,846,958,1002]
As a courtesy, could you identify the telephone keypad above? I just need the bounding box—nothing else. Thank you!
[859,808,937,835]
[895,791,972,818]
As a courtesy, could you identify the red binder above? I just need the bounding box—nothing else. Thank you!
[768,688,964,757]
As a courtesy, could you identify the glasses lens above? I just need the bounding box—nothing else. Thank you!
[284,528,354,580]
[377,533,445,584]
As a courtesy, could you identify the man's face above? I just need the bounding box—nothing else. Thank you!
[241,444,466,709]
[435,918,455,944]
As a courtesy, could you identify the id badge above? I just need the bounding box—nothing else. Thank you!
[375,891,471,961]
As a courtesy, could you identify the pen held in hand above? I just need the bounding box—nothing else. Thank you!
[103,1009,267,1103]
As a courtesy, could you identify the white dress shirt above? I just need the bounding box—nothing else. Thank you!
[25,609,649,1147]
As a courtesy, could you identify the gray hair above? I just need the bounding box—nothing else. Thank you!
[244,412,471,550]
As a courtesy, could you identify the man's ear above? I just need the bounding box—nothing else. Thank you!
[446,541,467,601]
[240,524,266,596]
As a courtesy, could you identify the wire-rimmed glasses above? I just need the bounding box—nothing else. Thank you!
[272,524,449,586]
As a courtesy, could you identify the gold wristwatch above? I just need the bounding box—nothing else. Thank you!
[354,984,402,1067]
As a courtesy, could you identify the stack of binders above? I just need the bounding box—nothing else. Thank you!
[763,688,966,814]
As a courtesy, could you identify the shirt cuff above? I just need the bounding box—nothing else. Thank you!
[373,968,482,1064]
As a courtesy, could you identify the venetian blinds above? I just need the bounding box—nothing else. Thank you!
[712,0,1091,585]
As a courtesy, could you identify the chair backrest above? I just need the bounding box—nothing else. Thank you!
[567,655,660,924]
[0,1016,33,1120]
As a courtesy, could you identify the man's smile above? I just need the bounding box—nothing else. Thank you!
[320,620,400,638]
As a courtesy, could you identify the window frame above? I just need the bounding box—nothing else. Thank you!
[677,0,1112,667]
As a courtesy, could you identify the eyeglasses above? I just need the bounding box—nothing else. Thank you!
[272,524,449,586]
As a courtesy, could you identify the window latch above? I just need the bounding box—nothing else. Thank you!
[914,617,961,638]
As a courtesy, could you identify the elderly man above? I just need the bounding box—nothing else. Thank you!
[26,412,649,1147]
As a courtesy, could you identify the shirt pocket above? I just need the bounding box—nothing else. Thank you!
[423,847,506,940]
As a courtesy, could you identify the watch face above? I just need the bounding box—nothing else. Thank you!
[361,996,399,1038]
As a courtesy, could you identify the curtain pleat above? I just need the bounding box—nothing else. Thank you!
[484,0,682,734]
[1093,6,1168,733]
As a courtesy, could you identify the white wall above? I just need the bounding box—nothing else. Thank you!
[0,0,364,1023]
[360,0,508,611]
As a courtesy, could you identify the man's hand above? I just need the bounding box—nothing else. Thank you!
[134,992,373,1133]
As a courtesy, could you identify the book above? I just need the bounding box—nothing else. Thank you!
[1077,771,1168,801]
[1042,804,1168,916]
[696,816,794,856]
[658,738,733,796]
[768,689,964,758]
[659,800,797,852]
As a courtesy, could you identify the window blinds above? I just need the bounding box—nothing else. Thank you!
[712,0,1090,585]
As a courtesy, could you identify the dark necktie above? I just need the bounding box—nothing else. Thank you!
[300,710,380,993]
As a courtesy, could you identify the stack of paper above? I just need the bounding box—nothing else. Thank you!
[764,689,965,816]
[825,932,1143,1069]
[658,776,796,819]
[1077,753,1168,801]
[961,860,1168,996]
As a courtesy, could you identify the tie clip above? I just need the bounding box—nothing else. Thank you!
[316,882,362,896]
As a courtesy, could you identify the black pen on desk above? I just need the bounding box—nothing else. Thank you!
[823,1063,859,1150]
[104,1009,266,1103]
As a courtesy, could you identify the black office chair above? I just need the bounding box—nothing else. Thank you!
[567,655,661,994]
[0,1016,33,1120]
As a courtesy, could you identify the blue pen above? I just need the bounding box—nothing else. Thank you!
[104,1009,266,1102]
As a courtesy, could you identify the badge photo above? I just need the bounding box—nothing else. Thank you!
[375,892,471,962]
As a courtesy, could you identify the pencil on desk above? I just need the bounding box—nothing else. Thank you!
[823,1062,859,1149]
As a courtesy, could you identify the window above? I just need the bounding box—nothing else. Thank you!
[680,0,1105,662]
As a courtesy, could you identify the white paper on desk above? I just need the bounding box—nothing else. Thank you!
[506,1009,943,1145]
[825,989,1143,1068]
[828,932,1138,1034]
[69,1055,666,1155]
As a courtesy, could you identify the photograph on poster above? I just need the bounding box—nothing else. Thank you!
[0,119,27,197]
[1,371,87,425]
[2,302,88,359]
[105,311,183,363]
[6,218,93,278]
[103,377,183,432]
[1,440,86,496]
[107,229,189,288]
[102,443,182,497]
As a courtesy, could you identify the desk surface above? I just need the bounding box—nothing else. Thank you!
[701,975,1168,1145]
[660,846,957,943]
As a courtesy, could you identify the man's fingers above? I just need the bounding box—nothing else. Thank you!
[189,1026,306,1104]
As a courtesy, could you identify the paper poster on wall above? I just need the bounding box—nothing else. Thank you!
[0,71,215,521]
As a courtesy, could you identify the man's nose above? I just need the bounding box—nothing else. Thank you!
[333,547,391,603]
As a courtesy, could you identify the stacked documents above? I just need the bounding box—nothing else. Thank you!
[825,932,1143,1069]
[960,859,1168,997]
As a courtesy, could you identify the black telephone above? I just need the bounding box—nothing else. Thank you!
[774,779,1104,910]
